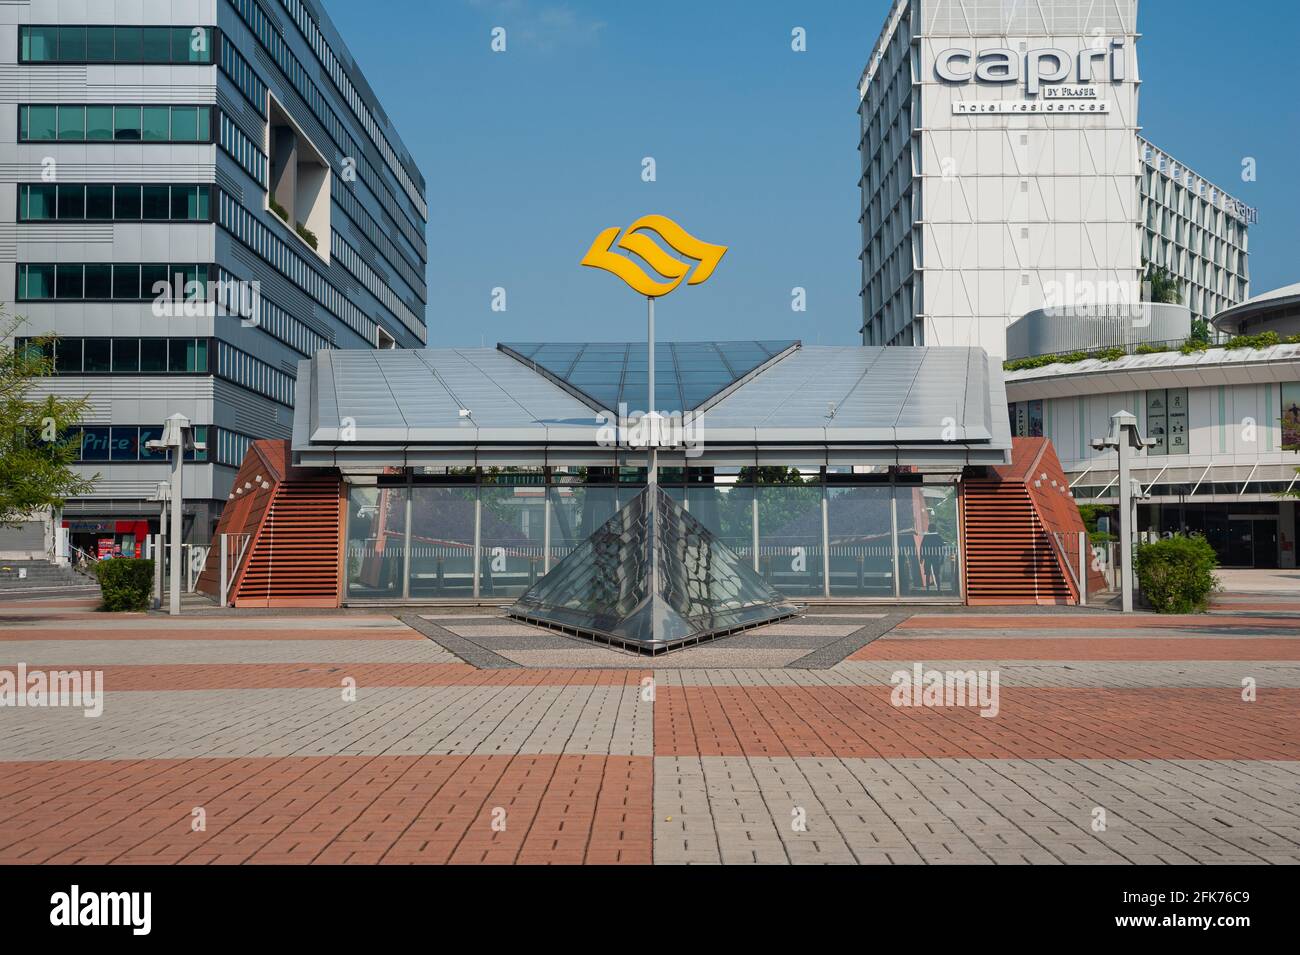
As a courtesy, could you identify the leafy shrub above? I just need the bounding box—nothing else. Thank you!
[268,197,289,222]
[295,222,318,249]
[93,558,154,612]
[1134,534,1219,613]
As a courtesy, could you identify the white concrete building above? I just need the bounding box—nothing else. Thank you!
[1005,284,1300,569]
[858,0,1254,357]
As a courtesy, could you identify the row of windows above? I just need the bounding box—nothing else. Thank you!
[216,341,295,406]
[218,191,379,346]
[217,32,268,114]
[331,158,428,293]
[19,184,212,223]
[215,268,333,357]
[17,263,209,302]
[16,337,209,375]
[19,25,213,64]
[21,334,294,409]
[19,104,212,143]
[218,111,268,187]
[272,0,427,218]
[69,425,210,463]
[332,231,422,335]
[225,0,428,249]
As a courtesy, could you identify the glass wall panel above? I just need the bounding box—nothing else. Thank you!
[827,485,895,596]
[757,482,825,597]
[345,486,408,600]
[686,484,755,566]
[408,486,477,598]
[479,486,546,597]
[896,484,960,598]
[548,484,620,567]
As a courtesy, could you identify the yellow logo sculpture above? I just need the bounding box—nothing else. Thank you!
[581,214,727,297]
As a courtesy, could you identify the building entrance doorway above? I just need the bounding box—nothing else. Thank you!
[1226,518,1278,569]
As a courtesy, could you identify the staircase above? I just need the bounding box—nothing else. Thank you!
[233,476,342,607]
[0,559,97,593]
[962,481,1074,605]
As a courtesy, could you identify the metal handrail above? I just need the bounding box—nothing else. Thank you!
[1047,530,1083,600]
[218,533,253,606]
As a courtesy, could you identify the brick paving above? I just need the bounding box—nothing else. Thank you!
[0,592,1298,864]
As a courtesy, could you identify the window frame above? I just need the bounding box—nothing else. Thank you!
[18,25,215,65]
[18,104,216,145]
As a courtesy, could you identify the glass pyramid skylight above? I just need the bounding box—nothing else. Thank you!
[508,487,797,653]
[499,341,798,414]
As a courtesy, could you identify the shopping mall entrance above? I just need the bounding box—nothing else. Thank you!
[1138,502,1294,569]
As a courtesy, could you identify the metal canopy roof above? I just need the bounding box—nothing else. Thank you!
[293,341,1011,468]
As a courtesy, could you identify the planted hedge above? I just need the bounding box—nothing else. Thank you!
[1134,534,1219,613]
[93,558,154,612]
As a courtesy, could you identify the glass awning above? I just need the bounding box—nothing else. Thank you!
[499,340,798,415]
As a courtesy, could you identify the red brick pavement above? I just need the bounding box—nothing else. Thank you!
[850,638,1300,660]
[0,755,652,865]
[0,626,424,641]
[653,686,1300,760]
[898,614,1300,630]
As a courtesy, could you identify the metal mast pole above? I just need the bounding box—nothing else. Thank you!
[169,445,184,616]
[647,294,658,600]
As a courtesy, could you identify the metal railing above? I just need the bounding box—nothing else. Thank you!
[218,533,252,606]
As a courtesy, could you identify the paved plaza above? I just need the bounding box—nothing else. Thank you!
[1,590,1297,864]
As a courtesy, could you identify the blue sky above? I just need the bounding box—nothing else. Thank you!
[324,0,1299,348]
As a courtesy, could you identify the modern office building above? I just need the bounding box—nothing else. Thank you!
[198,340,1107,631]
[1005,283,1300,569]
[1,0,428,559]
[857,0,1253,357]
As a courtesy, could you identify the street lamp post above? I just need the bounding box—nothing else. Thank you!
[151,480,169,610]
[145,413,206,616]
[1091,410,1155,612]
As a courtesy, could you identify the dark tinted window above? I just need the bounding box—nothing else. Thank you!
[55,338,83,373]
[83,338,112,372]
[57,184,84,219]
[140,339,167,372]
[110,427,140,461]
[112,339,140,373]
[85,185,113,219]
[142,185,170,219]
[112,264,140,299]
[55,264,83,300]
[84,265,112,299]
[81,427,110,461]
[86,27,114,62]
[115,185,141,219]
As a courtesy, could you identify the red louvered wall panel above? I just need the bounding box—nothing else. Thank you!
[960,437,1103,606]
[197,439,343,608]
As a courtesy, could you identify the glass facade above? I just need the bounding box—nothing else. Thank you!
[343,469,962,602]
[20,26,213,64]
[502,340,797,413]
[19,105,211,143]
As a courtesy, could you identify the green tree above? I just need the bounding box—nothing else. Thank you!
[0,311,96,526]
[1142,264,1183,305]
[1187,317,1212,347]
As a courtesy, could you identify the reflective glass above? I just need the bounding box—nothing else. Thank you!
[826,485,895,596]
[345,486,408,599]
[896,485,960,597]
[479,486,547,598]
[757,480,824,597]
[408,486,477,598]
